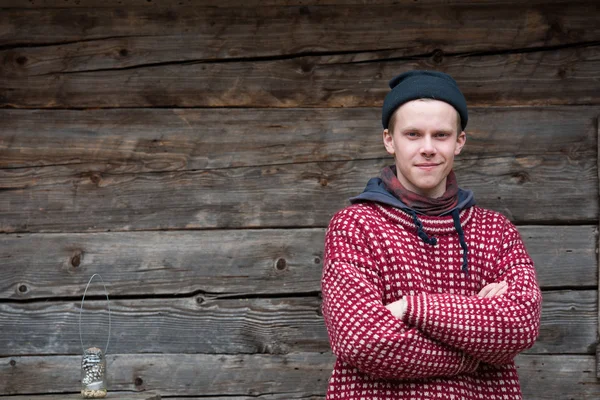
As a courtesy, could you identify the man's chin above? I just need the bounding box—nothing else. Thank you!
[410,181,444,196]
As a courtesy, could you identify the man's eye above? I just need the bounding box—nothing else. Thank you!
[406,132,418,137]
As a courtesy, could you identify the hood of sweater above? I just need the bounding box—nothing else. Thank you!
[349,177,476,276]
[349,177,476,214]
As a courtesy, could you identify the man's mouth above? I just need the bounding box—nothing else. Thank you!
[415,163,440,170]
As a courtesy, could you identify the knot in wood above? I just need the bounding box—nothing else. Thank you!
[9,359,16,367]
[71,252,82,268]
[314,257,321,264]
[432,49,444,65]
[16,56,28,66]
[300,62,313,74]
[275,258,287,271]
[511,171,530,185]
[134,377,144,386]
[89,173,102,185]
[18,284,28,293]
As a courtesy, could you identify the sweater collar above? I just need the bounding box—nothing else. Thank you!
[373,203,474,235]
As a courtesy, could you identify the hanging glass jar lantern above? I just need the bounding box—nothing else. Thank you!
[81,347,107,398]
[79,274,111,399]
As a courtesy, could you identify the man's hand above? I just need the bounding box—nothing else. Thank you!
[478,281,508,298]
[385,298,408,319]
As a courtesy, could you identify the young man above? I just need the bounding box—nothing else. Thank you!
[321,70,541,399]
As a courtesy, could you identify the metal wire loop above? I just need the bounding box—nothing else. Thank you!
[79,274,111,355]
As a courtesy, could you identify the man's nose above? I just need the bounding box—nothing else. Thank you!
[420,136,436,156]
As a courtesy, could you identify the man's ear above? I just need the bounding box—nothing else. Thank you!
[454,131,466,155]
[383,129,395,155]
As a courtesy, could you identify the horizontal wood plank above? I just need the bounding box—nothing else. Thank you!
[0,155,596,233]
[531,290,597,355]
[0,226,595,299]
[2,44,599,108]
[1,107,596,172]
[2,394,160,400]
[2,3,598,60]
[0,0,591,8]
[516,354,600,399]
[0,229,325,298]
[0,290,594,356]
[1,353,599,398]
[0,353,333,397]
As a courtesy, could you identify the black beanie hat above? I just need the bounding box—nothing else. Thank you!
[381,70,468,131]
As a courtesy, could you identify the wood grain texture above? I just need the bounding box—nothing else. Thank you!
[2,3,598,57]
[0,229,325,298]
[532,290,597,355]
[0,226,595,299]
[1,353,599,398]
[2,44,599,108]
[0,154,596,233]
[0,0,592,8]
[516,354,600,399]
[597,104,600,379]
[0,297,326,356]
[0,290,594,356]
[0,353,333,397]
[1,107,596,172]
[3,394,160,400]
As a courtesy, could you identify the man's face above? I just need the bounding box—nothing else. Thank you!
[383,99,466,198]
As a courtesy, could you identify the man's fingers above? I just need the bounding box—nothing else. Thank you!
[496,284,508,297]
[477,285,493,298]
[486,284,503,298]
[478,281,508,298]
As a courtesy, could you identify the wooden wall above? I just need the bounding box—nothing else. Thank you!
[1,0,599,398]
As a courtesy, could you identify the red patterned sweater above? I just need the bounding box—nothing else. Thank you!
[321,202,541,399]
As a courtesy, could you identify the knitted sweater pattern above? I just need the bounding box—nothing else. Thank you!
[321,202,542,399]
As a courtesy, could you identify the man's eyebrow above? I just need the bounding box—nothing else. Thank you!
[400,126,455,133]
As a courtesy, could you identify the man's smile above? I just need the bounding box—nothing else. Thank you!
[415,162,441,170]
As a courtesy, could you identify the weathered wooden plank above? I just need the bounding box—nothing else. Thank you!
[2,44,599,108]
[516,355,600,399]
[531,290,597,355]
[520,226,598,289]
[2,394,160,400]
[0,353,333,397]
[1,353,599,398]
[0,154,596,233]
[1,107,596,172]
[0,229,325,298]
[0,297,326,356]
[597,108,600,379]
[0,226,594,299]
[0,290,594,356]
[0,0,591,8]
[2,3,598,61]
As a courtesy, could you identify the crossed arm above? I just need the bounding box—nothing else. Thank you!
[386,281,508,318]
[322,257,481,380]
[321,212,541,380]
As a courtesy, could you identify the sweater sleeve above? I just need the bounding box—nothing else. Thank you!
[403,218,542,365]
[321,209,480,380]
